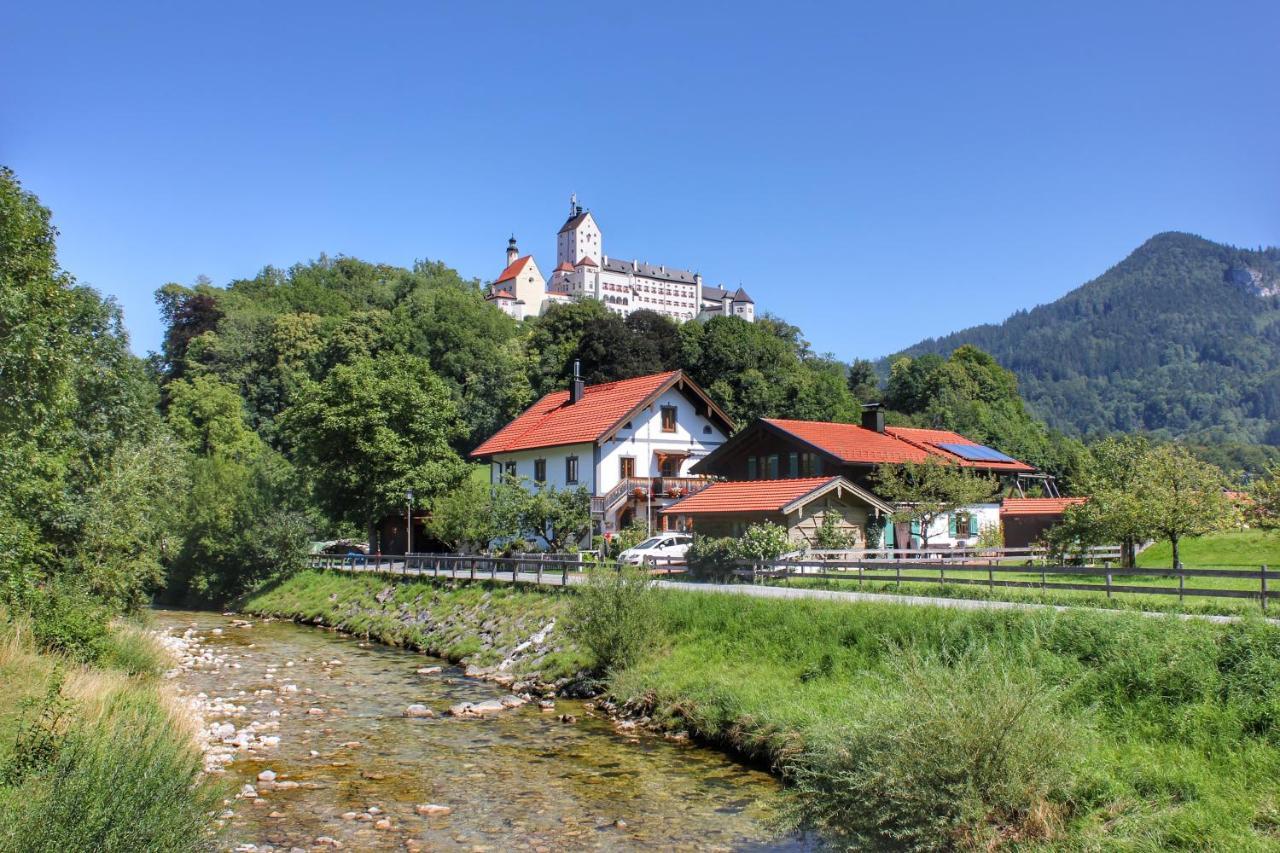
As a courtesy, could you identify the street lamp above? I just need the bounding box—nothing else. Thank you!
[405,489,414,556]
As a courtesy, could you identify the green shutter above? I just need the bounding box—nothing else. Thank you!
[910,520,920,536]
[969,514,979,536]
[948,514,957,537]
[883,522,894,548]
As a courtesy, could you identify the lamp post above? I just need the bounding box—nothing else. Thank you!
[405,489,414,556]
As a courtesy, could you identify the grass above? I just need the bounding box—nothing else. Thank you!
[1138,529,1280,569]
[765,529,1280,618]
[0,613,217,853]
[250,569,1280,849]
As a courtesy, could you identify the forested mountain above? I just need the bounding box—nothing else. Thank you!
[890,233,1280,446]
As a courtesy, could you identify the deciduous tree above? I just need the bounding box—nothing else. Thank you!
[874,458,998,549]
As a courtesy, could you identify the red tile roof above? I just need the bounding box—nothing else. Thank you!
[885,426,1035,473]
[495,256,534,284]
[764,419,933,464]
[473,371,705,457]
[486,289,514,300]
[575,256,598,267]
[663,477,840,514]
[554,261,574,272]
[1001,497,1086,516]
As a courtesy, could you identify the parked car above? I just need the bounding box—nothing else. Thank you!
[619,534,693,566]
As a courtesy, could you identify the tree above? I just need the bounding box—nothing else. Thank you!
[522,485,591,552]
[1138,444,1236,569]
[280,353,467,539]
[1054,435,1152,567]
[427,473,530,554]
[1250,463,1280,531]
[874,458,998,548]
[166,375,264,461]
[847,358,881,403]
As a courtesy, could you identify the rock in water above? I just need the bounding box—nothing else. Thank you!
[415,803,453,817]
[403,704,434,718]
[257,769,277,782]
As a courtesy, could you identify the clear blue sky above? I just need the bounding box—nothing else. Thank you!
[5,1,1278,361]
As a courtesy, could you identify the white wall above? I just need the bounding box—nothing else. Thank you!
[511,258,546,318]
[595,386,727,495]
[489,442,595,495]
[913,502,1002,547]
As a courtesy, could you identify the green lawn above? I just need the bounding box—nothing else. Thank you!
[1138,529,1280,569]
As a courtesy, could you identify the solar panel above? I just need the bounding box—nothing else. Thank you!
[935,442,1018,464]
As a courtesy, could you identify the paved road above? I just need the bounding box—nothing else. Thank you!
[317,560,1276,625]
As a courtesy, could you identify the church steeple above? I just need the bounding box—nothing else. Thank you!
[506,235,519,267]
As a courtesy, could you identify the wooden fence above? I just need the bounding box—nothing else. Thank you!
[739,556,1274,611]
[305,552,685,586]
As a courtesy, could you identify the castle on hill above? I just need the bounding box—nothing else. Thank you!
[485,195,755,323]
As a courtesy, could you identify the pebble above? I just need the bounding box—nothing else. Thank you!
[416,803,453,817]
[403,704,435,718]
[307,708,325,716]
[257,770,277,782]
[340,812,358,821]
[375,818,393,830]
[416,666,442,675]
[315,837,342,848]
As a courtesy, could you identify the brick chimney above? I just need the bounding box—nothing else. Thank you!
[861,403,885,433]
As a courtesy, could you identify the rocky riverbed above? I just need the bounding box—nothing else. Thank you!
[155,609,809,851]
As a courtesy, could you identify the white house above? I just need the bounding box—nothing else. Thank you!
[486,195,756,323]
[470,369,734,536]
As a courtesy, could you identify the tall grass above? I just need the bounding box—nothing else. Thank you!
[0,615,216,853]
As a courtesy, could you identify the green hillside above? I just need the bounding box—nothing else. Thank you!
[892,233,1280,446]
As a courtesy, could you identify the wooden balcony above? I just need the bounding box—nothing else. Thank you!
[591,476,715,516]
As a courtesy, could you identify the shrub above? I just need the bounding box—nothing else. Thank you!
[814,513,857,550]
[24,581,111,663]
[565,564,657,673]
[737,522,795,562]
[785,648,1082,851]
[686,536,740,582]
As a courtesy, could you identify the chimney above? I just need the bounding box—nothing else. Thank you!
[861,403,885,434]
[569,360,585,404]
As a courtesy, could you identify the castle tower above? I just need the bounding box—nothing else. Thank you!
[556,192,603,268]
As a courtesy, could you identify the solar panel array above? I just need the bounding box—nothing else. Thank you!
[934,442,1018,464]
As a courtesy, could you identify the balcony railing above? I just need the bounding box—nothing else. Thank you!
[590,476,714,516]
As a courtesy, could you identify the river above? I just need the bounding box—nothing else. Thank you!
[155,610,811,851]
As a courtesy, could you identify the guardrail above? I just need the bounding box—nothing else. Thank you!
[735,557,1274,610]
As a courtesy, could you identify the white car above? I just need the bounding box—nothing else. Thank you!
[618,534,693,566]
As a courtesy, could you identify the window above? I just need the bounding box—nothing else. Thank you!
[660,455,679,477]
[788,452,799,478]
[533,458,546,483]
[703,425,713,435]
[565,456,579,485]
[766,454,780,479]
[620,456,635,479]
[661,405,677,432]
[503,460,517,478]
[747,456,758,479]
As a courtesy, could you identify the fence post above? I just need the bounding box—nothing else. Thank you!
[470,557,476,581]
[1262,565,1269,613]
[1105,572,1112,599]
[987,565,994,592]
[896,564,901,589]
[1178,571,1185,603]
[1041,567,1047,592]
[563,561,569,586]
[537,559,544,586]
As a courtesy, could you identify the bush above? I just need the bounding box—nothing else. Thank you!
[565,565,657,673]
[686,536,740,582]
[814,513,857,550]
[785,648,1083,851]
[737,522,795,562]
[24,582,111,663]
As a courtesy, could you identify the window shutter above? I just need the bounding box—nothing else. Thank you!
[910,520,920,536]
[948,514,957,537]
[969,515,980,536]
[883,522,894,548]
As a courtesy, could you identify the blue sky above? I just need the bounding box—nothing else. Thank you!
[5,1,1278,361]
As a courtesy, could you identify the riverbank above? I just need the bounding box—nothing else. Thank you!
[0,614,217,852]
[246,569,1280,850]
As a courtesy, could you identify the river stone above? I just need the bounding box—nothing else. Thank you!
[415,803,452,817]
[341,812,358,821]
[415,666,442,675]
[315,837,342,848]
[403,704,434,718]
[375,818,393,830]
[257,769,277,782]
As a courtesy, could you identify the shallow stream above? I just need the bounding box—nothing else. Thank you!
[155,610,810,851]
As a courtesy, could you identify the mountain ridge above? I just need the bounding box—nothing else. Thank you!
[885,231,1280,445]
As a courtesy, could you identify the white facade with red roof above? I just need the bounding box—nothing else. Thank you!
[486,195,756,323]
[471,369,734,534]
